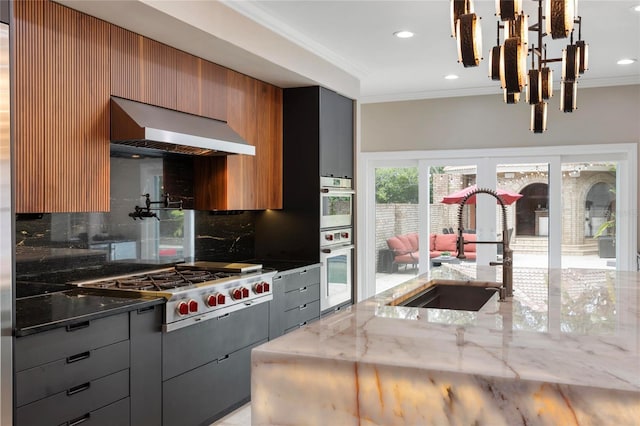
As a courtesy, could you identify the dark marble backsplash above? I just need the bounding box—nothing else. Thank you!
[15,153,258,283]
[15,210,258,282]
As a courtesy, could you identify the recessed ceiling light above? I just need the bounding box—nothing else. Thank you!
[444,74,459,80]
[617,58,637,65]
[633,4,640,12]
[393,30,414,39]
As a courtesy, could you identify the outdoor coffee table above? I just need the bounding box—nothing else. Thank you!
[431,255,461,267]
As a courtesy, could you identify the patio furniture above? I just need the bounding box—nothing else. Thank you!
[385,232,477,271]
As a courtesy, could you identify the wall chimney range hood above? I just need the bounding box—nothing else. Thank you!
[110,96,255,156]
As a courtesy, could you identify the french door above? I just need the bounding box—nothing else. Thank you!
[359,144,637,302]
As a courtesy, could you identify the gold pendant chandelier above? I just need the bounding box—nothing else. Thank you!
[451,0,589,133]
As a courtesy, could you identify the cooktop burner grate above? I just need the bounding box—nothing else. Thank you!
[80,269,235,291]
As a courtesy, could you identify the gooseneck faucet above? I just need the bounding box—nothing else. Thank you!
[456,187,513,301]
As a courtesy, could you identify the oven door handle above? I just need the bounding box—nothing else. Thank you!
[321,244,355,254]
[320,188,355,195]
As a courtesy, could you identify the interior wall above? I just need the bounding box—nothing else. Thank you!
[361,84,640,254]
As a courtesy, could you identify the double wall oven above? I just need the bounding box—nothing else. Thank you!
[319,177,354,312]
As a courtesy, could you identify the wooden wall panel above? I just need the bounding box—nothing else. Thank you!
[201,60,227,121]
[256,81,283,209]
[142,38,176,110]
[42,2,109,212]
[176,50,200,115]
[14,0,45,212]
[110,26,142,102]
[226,70,257,210]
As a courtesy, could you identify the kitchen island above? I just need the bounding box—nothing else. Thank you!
[252,266,640,425]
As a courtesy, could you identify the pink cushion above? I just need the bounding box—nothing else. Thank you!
[394,252,419,264]
[386,236,406,253]
[430,234,436,251]
[406,233,419,251]
[434,233,458,252]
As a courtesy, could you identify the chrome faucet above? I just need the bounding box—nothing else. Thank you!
[456,187,513,301]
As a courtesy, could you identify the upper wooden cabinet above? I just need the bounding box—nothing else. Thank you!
[14,0,110,212]
[110,26,177,110]
[14,0,282,213]
[194,71,282,210]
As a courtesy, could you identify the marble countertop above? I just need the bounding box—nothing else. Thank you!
[255,266,640,392]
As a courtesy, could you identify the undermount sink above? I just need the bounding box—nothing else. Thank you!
[389,281,499,311]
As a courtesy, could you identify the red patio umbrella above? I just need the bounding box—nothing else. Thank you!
[440,185,523,205]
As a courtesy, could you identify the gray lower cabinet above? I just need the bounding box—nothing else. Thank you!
[269,265,321,339]
[15,313,132,426]
[129,305,163,426]
[161,301,269,425]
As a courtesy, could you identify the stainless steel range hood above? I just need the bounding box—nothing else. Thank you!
[110,96,255,156]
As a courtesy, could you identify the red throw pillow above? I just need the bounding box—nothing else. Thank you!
[434,233,458,252]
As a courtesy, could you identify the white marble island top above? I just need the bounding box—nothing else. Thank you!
[252,267,640,425]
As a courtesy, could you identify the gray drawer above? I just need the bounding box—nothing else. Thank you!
[15,313,129,372]
[163,342,259,426]
[284,283,320,310]
[284,300,320,330]
[16,369,129,426]
[162,302,268,380]
[16,340,130,407]
[57,397,130,426]
[282,267,320,293]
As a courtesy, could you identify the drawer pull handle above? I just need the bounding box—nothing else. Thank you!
[299,287,308,293]
[273,276,283,281]
[217,313,231,320]
[67,413,91,426]
[137,305,155,314]
[66,351,90,364]
[300,270,308,275]
[66,321,90,332]
[299,304,308,311]
[298,322,308,328]
[218,354,230,363]
[67,382,91,396]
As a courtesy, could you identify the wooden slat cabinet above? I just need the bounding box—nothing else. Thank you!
[14,0,110,212]
[194,71,282,210]
[176,53,227,121]
[14,0,282,213]
[111,26,177,110]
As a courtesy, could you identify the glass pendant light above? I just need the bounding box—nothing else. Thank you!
[541,67,553,99]
[496,0,522,21]
[530,102,548,133]
[546,0,575,39]
[504,89,520,104]
[508,13,529,45]
[562,43,580,82]
[576,40,589,73]
[526,70,542,104]
[489,45,502,81]
[500,37,526,93]
[451,0,474,37]
[456,13,483,67]
[560,81,578,112]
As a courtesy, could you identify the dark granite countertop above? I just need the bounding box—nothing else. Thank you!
[15,288,164,337]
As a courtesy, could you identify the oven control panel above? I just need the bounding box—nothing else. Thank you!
[320,227,352,247]
[164,270,276,332]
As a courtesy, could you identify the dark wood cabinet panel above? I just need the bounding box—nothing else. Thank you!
[14,0,110,212]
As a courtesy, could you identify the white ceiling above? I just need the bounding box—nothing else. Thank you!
[58,0,640,103]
